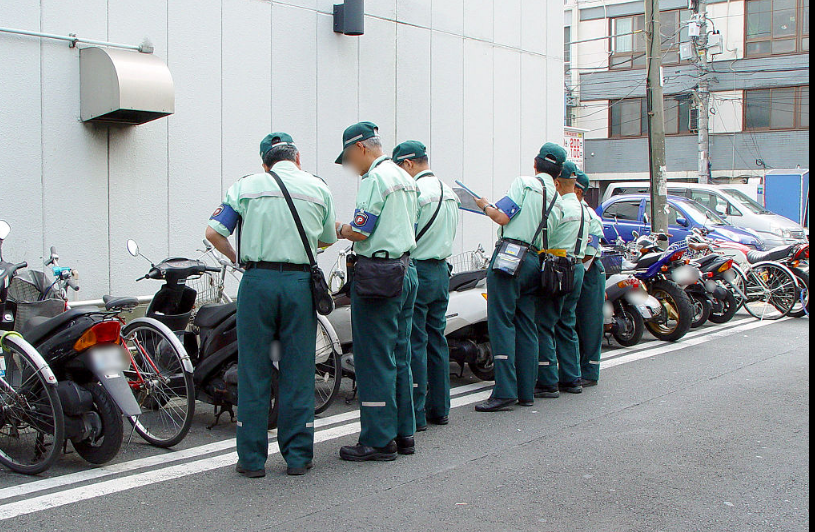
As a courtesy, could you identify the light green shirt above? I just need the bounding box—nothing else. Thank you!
[548,193,589,259]
[497,174,563,251]
[413,170,460,261]
[351,156,419,259]
[208,160,337,264]
[583,200,605,258]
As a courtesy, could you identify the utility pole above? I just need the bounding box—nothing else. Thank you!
[645,0,669,234]
[693,0,712,184]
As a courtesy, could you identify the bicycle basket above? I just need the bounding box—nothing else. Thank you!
[187,272,224,307]
[13,300,66,333]
[600,251,624,276]
[448,251,488,275]
[7,271,49,303]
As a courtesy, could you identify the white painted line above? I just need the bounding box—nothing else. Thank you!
[0,381,493,502]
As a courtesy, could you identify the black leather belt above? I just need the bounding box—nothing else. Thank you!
[245,261,310,272]
[500,238,540,254]
[416,258,447,264]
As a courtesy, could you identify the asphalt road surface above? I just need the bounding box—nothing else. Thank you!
[0,313,809,532]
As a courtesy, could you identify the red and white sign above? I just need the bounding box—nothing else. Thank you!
[563,127,586,170]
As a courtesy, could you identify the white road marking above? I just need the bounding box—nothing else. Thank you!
[0,317,792,520]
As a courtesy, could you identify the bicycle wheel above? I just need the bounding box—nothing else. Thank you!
[315,319,342,415]
[788,268,809,318]
[122,319,195,448]
[0,334,64,475]
[742,263,798,320]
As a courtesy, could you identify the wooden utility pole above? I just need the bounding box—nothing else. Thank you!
[645,0,669,234]
[694,0,712,183]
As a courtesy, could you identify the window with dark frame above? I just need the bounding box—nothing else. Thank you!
[744,86,809,130]
[609,94,693,137]
[745,0,809,56]
[609,9,690,69]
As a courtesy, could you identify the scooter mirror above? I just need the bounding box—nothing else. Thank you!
[0,220,9,241]
[631,230,639,239]
[126,239,140,257]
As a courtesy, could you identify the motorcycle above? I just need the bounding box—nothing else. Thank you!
[127,240,343,429]
[603,271,662,347]
[622,232,695,342]
[7,246,142,464]
[325,245,494,384]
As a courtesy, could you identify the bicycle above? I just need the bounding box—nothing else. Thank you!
[0,220,65,474]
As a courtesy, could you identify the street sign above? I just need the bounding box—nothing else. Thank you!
[564,127,586,169]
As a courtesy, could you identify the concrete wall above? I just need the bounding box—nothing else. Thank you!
[0,0,564,300]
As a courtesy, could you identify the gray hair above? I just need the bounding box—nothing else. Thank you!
[263,144,299,167]
[360,136,382,150]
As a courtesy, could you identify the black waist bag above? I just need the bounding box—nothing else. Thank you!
[540,255,576,298]
[353,254,409,299]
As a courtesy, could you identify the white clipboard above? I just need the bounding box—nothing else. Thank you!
[453,180,486,215]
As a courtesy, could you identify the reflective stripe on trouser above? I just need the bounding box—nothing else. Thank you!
[351,261,419,448]
[555,262,585,385]
[236,269,316,471]
[411,260,451,427]
[487,249,540,402]
[577,261,606,382]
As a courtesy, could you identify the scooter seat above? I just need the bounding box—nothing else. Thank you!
[694,254,719,267]
[635,252,662,269]
[193,302,237,329]
[449,270,487,292]
[103,295,139,310]
[746,245,796,264]
[23,308,94,345]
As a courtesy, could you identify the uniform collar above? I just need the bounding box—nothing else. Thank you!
[561,192,578,201]
[270,160,298,173]
[415,169,434,181]
[364,155,390,178]
[535,172,556,186]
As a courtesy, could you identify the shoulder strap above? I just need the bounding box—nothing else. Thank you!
[236,216,244,267]
[267,171,317,267]
[416,174,444,242]
[574,202,587,255]
[532,178,559,250]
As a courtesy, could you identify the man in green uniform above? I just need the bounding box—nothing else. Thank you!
[535,161,589,396]
[392,140,460,430]
[574,169,606,387]
[473,142,566,411]
[205,133,337,478]
[334,122,420,461]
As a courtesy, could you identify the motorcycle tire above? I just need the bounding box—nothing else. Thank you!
[612,303,644,347]
[646,280,693,342]
[689,292,712,329]
[788,268,809,318]
[72,383,124,465]
[708,289,739,324]
[468,342,494,381]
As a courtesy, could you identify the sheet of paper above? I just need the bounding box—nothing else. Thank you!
[454,187,486,215]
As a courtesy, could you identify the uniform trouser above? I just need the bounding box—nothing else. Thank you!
[577,261,606,382]
[351,261,419,448]
[487,249,540,402]
[411,259,451,427]
[536,262,585,387]
[236,269,316,471]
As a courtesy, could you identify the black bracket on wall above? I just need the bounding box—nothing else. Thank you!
[333,0,365,36]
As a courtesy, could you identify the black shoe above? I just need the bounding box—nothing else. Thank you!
[396,436,415,455]
[517,399,534,407]
[286,462,314,476]
[427,415,449,426]
[416,424,428,432]
[339,441,398,462]
[475,398,515,412]
[235,463,266,478]
[581,379,598,387]
[559,381,583,394]
[534,385,560,399]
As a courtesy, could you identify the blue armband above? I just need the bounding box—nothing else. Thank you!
[210,204,240,234]
[587,233,603,250]
[495,196,521,219]
[351,209,379,234]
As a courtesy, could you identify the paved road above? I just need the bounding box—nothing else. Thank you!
[0,314,809,531]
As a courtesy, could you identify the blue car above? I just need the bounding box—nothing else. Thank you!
[597,194,765,249]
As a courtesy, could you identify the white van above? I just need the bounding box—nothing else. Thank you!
[601,182,807,248]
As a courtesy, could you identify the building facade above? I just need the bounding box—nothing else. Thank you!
[0,0,565,299]
[565,0,809,193]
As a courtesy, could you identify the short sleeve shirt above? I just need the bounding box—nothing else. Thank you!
[208,160,337,264]
[350,156,419,259]
[496,174,563,250]
[547,193,589,259]
[413,170,460,261]
[583,200,605,258]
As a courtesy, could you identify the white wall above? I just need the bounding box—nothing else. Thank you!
[710,90,744,134]
[0,0,564,300]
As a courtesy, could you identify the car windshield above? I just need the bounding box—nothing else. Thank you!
[680,200,728,226]
[722,188,770,214]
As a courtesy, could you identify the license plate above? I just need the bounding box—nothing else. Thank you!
[92,346,127,372]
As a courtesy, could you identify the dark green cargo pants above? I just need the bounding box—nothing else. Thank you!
[577,260,606,381]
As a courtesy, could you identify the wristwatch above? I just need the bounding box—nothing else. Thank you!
[481,203,496,214]
[336,224,345,239]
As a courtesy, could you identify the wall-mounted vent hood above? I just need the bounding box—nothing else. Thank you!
[80,47,174,125]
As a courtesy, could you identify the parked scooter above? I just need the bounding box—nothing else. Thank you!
[603,272,662,347]
[8,247,141,464]
[685,233,741,325]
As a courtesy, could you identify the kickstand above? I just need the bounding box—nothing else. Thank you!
[344,381,358,405]
[207,404,235,430]
[127,416,139,444]
[62,439,72,455]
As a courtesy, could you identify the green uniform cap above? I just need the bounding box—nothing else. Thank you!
[336,121,380,164]
[537,142,568,166]
[575,169,590,191]
[559,161,578,180]
[260,132,295,158]
[392,140,427,163]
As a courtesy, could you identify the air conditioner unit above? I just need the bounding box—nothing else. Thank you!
[689,107,699,132]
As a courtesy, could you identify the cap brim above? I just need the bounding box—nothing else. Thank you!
[335,151,344,165]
